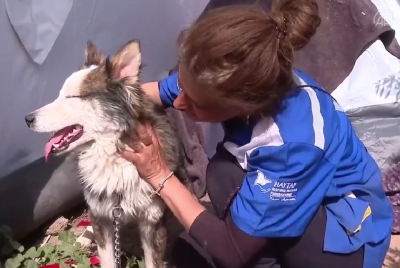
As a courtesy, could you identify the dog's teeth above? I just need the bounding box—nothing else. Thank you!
[53,144,59,148]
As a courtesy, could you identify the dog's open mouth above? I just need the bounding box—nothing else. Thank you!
[44,125,83,161]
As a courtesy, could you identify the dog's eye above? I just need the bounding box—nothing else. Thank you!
[66,95,81,99]
[66,94,93,99]
[65,91,99,99]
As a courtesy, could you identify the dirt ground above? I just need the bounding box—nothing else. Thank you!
[23,203,400,268]
[384,235,400,267]
[22,204,92,252]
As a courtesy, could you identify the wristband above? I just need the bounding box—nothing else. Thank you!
[151,171,174,197]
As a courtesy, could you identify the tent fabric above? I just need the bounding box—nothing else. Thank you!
[332,0,400,233]
[1,0,400,239]
[5,0,74,65]
[0,0,208,239]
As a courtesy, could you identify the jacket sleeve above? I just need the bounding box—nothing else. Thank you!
[158,72,181,108]
[189,210,267,268]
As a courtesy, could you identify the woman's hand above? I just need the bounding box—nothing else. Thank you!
[120,126,206,232]
[118,125,171,184]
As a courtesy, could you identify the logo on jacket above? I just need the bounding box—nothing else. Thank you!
[254,170,272,193]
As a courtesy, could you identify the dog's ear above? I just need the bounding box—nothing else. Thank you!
[109,40,141,84]
[104,56,113,79]
[84,40,105,67]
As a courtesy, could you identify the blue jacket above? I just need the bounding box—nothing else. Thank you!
[159,69,393,268]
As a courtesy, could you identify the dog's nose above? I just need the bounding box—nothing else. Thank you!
[25,113,36,127]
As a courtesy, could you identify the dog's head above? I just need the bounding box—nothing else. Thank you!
[25,40,144,161]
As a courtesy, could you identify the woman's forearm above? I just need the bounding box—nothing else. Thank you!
[150,174,206,230]
[149,173,267,268]
[141,82,163,106]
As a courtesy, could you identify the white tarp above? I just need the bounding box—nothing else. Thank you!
[332,0,400,232]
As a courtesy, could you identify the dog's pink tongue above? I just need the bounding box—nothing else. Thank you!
[44,129,70,162]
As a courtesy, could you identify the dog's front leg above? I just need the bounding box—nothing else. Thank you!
[91,216,115,268]
[139,220,168,268]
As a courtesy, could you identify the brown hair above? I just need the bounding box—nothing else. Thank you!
[180,0,321,116]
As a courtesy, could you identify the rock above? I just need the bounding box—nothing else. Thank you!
[44,216,69,235]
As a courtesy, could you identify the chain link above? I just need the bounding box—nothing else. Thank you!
[112,205,123,268]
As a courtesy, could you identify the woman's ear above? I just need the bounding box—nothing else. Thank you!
[109,40,142,84]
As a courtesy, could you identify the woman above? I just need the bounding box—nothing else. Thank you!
[119,0,393,267]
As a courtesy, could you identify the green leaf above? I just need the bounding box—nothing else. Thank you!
[126,256,138,266]
[58,231,76,244]
[5,258,21,268]
[36,247,44,258]
[9,240,24,252]
[24,259,39,268]
[46,252,59,264]
[59,243,75,258]
[24,247,39,259]
[4,253,25,268]
[80,257,91,266]
[77,264,91,268]
[73,253,86,265]
[137,259,145,268]
[41,245,55,256]
[15,253,25,262]
[58,231,69,243]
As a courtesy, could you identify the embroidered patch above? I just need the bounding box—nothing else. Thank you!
[254,170,297,201]
[253,170,272,193]
[269,181,297,202]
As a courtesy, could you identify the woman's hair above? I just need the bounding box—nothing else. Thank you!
[179,0,321,116]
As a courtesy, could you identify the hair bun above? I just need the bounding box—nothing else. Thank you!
[271,0,321,50]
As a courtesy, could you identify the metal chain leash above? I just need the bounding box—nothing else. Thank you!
[112,205,123,268]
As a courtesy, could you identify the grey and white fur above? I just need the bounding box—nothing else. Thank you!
[25,40,192,268]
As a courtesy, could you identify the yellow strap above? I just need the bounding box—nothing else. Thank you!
[346,206,372,235]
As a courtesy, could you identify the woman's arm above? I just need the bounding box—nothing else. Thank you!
[142,82,163,106]
[141,72,180,108]
[148,172,267,268]
[149,171,205,229]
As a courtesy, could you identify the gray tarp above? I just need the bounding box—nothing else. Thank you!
[0,0,212,239]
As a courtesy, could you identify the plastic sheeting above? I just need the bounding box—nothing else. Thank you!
[332,0,400,232]
[332,0,400,173]
[2,0,400,239]
[0,0,208,238]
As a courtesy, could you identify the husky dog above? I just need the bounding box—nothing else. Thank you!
[25,40,191,268]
